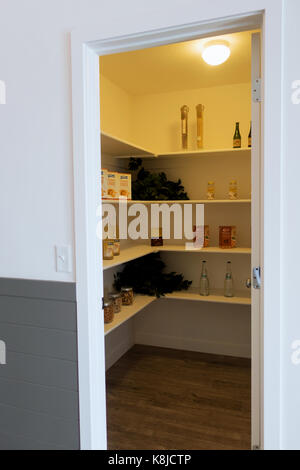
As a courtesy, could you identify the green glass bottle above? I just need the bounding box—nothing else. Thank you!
[248,121,252,148]
[233,122,241,148]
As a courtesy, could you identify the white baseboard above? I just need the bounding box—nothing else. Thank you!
[135,332,251,358]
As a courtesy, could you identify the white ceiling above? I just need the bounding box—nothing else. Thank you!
[100,30,255,96]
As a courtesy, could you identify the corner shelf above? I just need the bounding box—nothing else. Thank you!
[159,245,251,255]
[102,199,251,205]
[165,289,251,305]
[101,132,155,158]
[103,244,251,271]
[104,288,251,335]
[157,148,251,159]
[103,245,155,270]
[104,295,155,335]
[100,131,251,160]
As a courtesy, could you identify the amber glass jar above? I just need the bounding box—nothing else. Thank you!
[103,240,114,260]
[121,287,134,306]
[108,292,122,314]
[219,226,237,249]
[103,300,114,323]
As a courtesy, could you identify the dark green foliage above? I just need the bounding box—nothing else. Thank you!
[113,253,192,298]
[128,158,189,201]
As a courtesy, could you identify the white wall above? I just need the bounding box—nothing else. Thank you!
[134,300,251,358]
[0,0,281,283]
[1,0,300,450]
[281,0,300,451]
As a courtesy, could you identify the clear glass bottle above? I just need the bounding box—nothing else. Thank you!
[199,261,209,296]
[181,105,189,150]
[196,104,204,149]
[224,261,234,297]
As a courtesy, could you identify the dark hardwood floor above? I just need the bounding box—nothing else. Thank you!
[106,345,251,450]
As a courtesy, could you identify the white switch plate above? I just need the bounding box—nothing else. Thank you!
[55,245,72,273]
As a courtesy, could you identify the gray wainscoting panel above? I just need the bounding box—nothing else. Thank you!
[0,278,80,450]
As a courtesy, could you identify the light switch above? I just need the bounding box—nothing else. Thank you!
[56,245,72,273]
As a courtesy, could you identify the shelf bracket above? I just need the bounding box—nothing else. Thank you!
[252,78,262,103]
[253,267,261,290]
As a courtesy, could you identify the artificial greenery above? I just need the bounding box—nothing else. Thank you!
[128,158,189,201]
[114,252,192,298]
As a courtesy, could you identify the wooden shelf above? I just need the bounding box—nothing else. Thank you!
[104,288,251,335]
[102,199,251,205]
[165,289,251,305]
[101,132,154,158]
[159,245,251,255]
[103,245,155,270]
[157,148,251,159]
[100,134,251,160]
[104,295,155,335]
[103,244,251,271]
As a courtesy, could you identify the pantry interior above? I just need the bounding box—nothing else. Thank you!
[99,29,260,449]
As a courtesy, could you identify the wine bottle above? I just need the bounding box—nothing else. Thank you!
[233,122,241,148]
[199,261,209,296]
[224,261,234,297]
[248,121,252,148]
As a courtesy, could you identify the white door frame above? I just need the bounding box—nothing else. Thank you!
[71,9,283,450]
[251,31,262,449]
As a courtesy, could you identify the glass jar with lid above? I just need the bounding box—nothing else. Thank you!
[229,180,238,200]
[108,292,122,314]
[103,240,114,260]
[103,299,114,324]
[121,287,134,306]
[207,181,215,200]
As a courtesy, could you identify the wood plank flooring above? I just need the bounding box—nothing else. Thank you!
[106,345,251,450]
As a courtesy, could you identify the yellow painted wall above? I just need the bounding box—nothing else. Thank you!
[99,74,133,143]
[131,83,251,153]
[100,67,251,153]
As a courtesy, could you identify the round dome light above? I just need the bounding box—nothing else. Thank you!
[202,43,231,66]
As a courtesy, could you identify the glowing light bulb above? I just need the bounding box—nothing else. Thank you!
[202,44,231,66]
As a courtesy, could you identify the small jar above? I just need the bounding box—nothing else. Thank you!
[103,240,114,260]
[108,292,122,314]
[229,180,238,200]
[103,300,114,324]
[113,238,121,256]
[207,181,215,200]
[219,226,237,249]
[151,228,163,247]
[121,287,134,306]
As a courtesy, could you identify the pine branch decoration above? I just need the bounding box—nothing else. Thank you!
[128,158,189,201]
[114,253,192,298]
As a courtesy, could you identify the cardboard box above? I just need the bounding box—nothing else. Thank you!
[106,171,119,199]
[101,169,108,199]
[118,172,132,200]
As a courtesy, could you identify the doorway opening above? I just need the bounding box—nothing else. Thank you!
[99,28,261,450]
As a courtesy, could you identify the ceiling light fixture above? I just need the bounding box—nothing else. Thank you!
[202,41,231,66]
